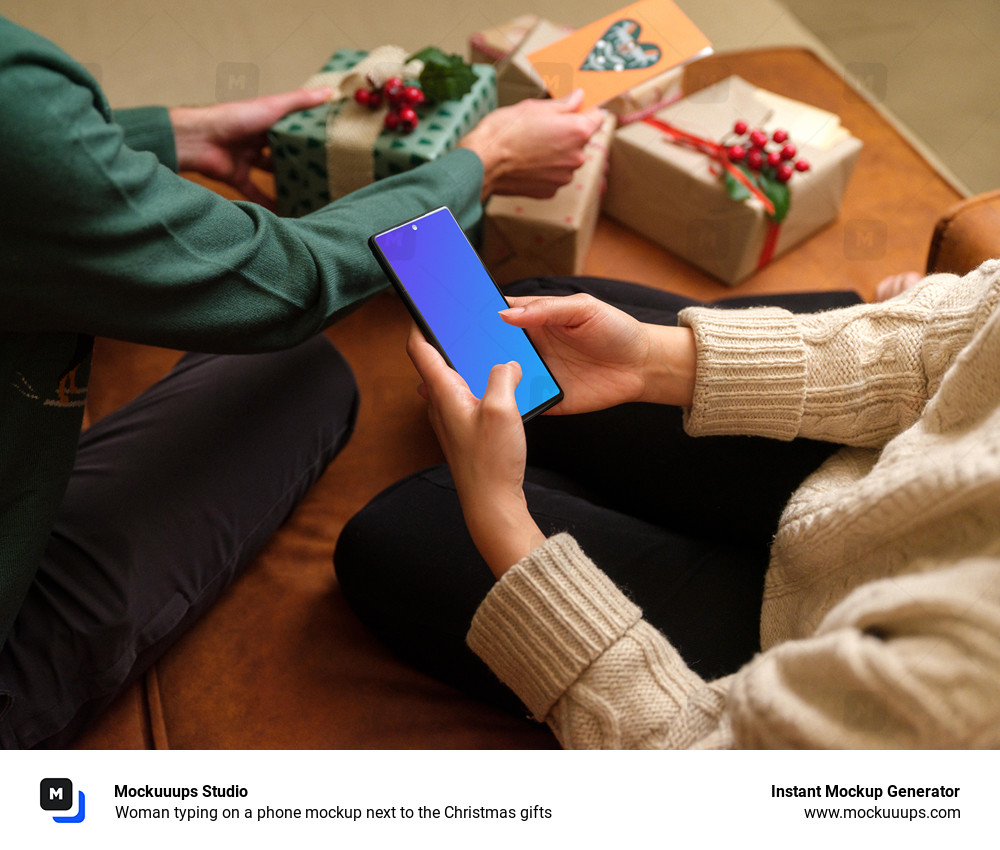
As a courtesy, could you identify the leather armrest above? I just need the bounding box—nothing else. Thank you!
[926,189,1000,275]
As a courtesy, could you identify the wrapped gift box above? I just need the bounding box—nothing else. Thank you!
[468,14,565,64]
[494,19,568,107]
[602,66,683,123]
[604,76,863,284]
[269,48,496,217]
[482,112,616,284]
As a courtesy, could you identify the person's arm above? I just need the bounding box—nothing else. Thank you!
[168,88,333,207]
[467,533,730,749]
[0,21,601,353]
[0,54,482,351]
[678,265,1000,447]
[459,89,604,201]
[111,106,180,170]
[468,536,1000,749]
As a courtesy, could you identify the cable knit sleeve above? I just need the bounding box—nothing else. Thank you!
[467,534,732,749]
[679,262,1000,448]
[727,557,1000,748]
[468,538,1000,750]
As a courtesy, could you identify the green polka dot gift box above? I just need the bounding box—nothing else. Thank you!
[268,49,496,217]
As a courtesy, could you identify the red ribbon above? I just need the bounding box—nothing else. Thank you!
[642,116,781,270]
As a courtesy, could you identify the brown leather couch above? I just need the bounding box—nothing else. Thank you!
[73,48,996,749]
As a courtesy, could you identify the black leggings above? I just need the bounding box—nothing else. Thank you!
[0,335,358,748]
[334,277,862,715]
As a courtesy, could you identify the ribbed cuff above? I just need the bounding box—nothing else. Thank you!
[112,106,178,171]
[679,306,807,440]
[467,533,642,721]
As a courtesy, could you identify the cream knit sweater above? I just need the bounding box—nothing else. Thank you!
[467,261,1000,749]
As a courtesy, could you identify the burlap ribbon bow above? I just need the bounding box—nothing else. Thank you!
[305,45,424,200]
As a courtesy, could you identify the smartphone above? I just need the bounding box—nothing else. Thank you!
[369,206,563,421]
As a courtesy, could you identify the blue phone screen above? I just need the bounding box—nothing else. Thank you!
[373,208,561,418]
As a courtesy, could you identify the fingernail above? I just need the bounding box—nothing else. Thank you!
[499,306,525,318]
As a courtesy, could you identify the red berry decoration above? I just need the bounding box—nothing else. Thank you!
[402,86,425,106]
[353,87,372,107]
[383,111,400,131]
[397,106,418,133]
[722,119,810,220]
[384,77,405,104]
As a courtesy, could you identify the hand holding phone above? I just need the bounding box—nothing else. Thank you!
[405,319,548,577]
[369,207,563,420]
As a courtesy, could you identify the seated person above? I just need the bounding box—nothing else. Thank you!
[335,268,1000,748]
[0,15,603,749]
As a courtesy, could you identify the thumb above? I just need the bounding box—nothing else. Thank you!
[552,88,585,112]
[257,87,333,124]
[582,106,606,135]
[500,293,599,329]
[482,360,522,410]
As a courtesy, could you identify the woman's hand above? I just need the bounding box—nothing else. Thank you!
[459,90,605,200]
[407,325,545,578]
[500,293,697,414]
[169,88,332,208]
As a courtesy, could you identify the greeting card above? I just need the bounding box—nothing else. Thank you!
[527,0,712,110]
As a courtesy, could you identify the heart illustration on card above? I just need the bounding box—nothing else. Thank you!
[580,19,662,72]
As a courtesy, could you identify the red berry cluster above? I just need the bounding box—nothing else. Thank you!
[353,76,426,133]
[726,121,810,183]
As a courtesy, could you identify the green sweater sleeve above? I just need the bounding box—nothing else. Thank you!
[111,105,178,170]
[0,19,484,353]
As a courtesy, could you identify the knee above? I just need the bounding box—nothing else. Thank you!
[334,464,466,616]
[271,336,360,456]
[299,335,359,425]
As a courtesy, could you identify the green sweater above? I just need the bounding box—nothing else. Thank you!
[0,17,484,649]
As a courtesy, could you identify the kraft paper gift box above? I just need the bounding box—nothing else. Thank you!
[602,66,683,123]
[269,48,496,217]
[494,19,568,107]
[604,76,863,285]
[468,14,572,65]
[481,112,616,284]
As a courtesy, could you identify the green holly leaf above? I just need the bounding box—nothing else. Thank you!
[408,47,476,102]
[408,46,450,66]
[757,171,791,222]
[723,167,753,202]
[723,164,792,222]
